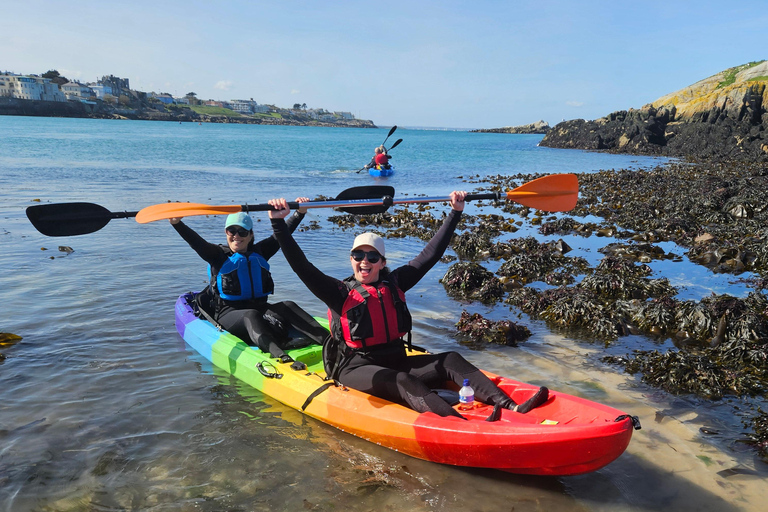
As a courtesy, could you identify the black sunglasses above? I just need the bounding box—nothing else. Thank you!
[350,250,382,263]
[226,226,251,237]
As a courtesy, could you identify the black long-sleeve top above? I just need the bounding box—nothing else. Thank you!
[271,209,462,314]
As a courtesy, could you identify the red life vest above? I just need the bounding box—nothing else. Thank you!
[328,277,412,350]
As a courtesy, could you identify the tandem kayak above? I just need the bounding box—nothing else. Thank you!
[369,165,394,177]
[175,292,639,476]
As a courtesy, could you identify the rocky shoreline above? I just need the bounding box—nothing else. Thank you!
[327,159,768,461]
[540,61,768,162]
[0,97,377,128]
[470,120,550,134]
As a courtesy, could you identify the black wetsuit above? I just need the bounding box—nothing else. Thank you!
[173,212,326,359]
[272,209,514,417]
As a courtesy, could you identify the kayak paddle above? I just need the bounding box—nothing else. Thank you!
[135,173,578,223]
[26,202,140,237]
[26,185,395,236]
[135,185,397,222]
[381,125,396,146]
[26,174,578,235]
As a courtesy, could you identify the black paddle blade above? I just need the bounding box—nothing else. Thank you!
[335,185,394,215]
[26,202,114,237]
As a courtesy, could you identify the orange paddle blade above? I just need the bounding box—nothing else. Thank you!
[505,173,578,212]
[135,203,242,224]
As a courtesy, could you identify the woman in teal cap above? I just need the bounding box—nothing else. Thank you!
[169,198,326,361]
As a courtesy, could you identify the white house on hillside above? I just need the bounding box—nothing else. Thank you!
[88,83,113,99]
[229,99,269,114]
[61,81,96,101]
[0,74,66,101]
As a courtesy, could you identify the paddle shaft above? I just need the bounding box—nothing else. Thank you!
[244,192,501,212]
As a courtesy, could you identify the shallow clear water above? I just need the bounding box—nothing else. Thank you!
[1,116,766,511]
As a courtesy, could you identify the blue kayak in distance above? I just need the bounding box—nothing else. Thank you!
[369,165,394,177]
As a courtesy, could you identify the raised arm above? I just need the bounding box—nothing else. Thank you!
[268,198,347,310]
[251,197,310,259]
[170,218,223,264]
[393,191,466,291]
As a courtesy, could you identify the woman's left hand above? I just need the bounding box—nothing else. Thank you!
[268,198,291,219]
[295,197,311,214]
[450,191,467,211]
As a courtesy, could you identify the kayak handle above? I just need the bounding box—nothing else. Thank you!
[257,361,282,379]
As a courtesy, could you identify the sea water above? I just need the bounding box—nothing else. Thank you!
[1,116,766,511]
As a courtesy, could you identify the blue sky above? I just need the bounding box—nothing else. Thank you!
[3,1,766,129]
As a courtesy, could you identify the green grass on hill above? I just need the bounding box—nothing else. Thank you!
[716,60,767,89]
[189,105,241,117]
[252,112,283,119]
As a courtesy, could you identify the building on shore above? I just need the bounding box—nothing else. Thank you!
[0,74,66,102]
[61,81,96,101]
[229,99,270,114]
[87,83,113,99]
[100,75,129,98]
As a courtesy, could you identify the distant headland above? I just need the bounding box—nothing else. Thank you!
[0,69,377,128]
[470,120,550,134]
[540,60,768,162]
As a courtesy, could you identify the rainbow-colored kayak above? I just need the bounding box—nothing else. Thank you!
[175,292,638,475]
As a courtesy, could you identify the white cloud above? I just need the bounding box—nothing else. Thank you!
[214,80,233,91]
[566,101,585,107]
[290,89,300,95]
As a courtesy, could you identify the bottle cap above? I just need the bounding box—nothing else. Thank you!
[463,379,470,386]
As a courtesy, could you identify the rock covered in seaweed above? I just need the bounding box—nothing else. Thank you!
[455,310,531,347]
[441,262,504,304]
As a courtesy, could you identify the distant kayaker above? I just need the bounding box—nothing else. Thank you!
[267,192,548,419]
[363,146,391,171]
[374,145,392,169]
[169,200,326,361]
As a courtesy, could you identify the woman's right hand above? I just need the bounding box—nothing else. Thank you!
[268,198,291,219]
[169,217,181,225]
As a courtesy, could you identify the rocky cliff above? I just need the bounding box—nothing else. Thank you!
[471,120,550,134]
[540,61,768,161]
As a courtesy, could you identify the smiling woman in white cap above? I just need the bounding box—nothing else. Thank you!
[168,197,327,361]
[267,192,548,419]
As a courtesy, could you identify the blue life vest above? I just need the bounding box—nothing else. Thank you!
[209,252,273,302]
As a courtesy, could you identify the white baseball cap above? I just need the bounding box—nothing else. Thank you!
[351,232,385,257]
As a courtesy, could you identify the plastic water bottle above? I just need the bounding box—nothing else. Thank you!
[458,379,475,411]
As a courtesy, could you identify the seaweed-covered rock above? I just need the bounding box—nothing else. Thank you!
[602,349,765,400]
[455,310,531,347]
[442,262,504,304]
[496,236,589,284]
